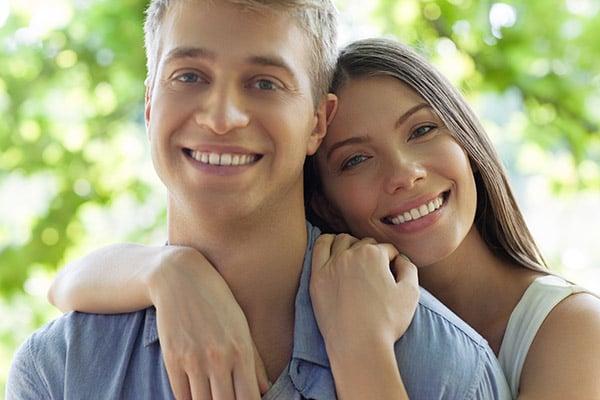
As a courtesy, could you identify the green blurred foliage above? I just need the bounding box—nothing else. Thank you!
[0,0,599,393]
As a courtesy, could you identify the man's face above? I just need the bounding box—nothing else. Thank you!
[145,1,328,220]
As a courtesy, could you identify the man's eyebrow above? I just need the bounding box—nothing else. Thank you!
[162,46,216,65]
[246,55,299,83]
[326,136,371,160]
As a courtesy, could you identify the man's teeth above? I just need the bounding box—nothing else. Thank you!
[190,151,257,166]
[388,195,444,225]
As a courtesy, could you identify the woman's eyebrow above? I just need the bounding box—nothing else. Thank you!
[326,136,371,160]
[395,103,431,128]
[326,103,432,160]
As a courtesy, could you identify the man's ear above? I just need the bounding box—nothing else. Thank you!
[307,93,338,156]
[310,189,348,233]
[325,92,338,126]
[144,81,152,140]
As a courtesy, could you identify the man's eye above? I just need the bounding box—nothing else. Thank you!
[252,79,278,91]
[175,72,201,83]
[409,125,436,139]
[341,154,369,170]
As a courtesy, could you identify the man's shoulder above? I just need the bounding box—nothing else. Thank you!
[415,287,488,347]
[7,308,158,399]
[36,308,149,342]
[15,308,152,368]
[396,288,510,399]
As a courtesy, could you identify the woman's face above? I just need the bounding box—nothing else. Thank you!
[315,75,478,267]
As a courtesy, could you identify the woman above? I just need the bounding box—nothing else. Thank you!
[49,39,600,398]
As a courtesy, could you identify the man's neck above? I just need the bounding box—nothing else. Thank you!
[166,194,309,379]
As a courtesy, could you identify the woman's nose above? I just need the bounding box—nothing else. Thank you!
[383,155,427,194]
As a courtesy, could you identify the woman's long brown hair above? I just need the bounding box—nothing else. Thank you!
[305,38,547,272]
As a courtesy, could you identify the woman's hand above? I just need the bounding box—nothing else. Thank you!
[310,233,419,348]
[309,234,417,399]
[146,246,270,400]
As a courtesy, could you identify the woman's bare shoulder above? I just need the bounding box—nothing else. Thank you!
[518,291,600,398]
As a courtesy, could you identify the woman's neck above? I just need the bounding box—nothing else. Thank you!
[418,226,542,353]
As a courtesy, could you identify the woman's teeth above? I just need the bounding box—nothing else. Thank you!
[387,194,445,225]
[190,151,258,166]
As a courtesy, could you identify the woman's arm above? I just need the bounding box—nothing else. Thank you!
[310,234,419,399]
[518,292,600,399]
[49,243,185,312]
[48,244,269,399]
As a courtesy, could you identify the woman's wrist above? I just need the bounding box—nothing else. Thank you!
[324,328,396,361]
[327,336,407,400]
[144,245,200,305]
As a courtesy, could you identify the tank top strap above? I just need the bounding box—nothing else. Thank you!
[497,275,586,398]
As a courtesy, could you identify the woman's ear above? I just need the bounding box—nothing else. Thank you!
[310,190,349,233]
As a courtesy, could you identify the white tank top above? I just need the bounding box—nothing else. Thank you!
[497,275,587,398]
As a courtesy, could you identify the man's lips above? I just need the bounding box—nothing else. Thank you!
[183,148,263,166]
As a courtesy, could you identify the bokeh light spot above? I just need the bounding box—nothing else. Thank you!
[489,3,517,39]
[423,3,441,21]
[56,49,78,69]
[41,227,59,246]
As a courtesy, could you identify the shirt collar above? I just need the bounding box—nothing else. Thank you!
[290,222,330,368]
[142,222,335,398]
[143,307,159,347]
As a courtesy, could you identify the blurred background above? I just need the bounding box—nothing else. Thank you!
[1,0,599,393]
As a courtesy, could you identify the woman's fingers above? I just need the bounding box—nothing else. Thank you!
[162,359,192,400]
[209,370,236,400]
[232,357,262,400]
[330,233,359,255]
[188,374,211,400]
[391,253,418,284]
[375,243,400,263]
[312,234,335,272]
[252,340,270,395]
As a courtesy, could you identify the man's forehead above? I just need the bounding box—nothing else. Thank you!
[157,1,311,67]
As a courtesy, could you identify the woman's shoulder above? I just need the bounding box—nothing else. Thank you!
[518,278,600,397]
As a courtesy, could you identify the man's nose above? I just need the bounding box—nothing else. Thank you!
[383,154,427,194]
[194,84,250,135]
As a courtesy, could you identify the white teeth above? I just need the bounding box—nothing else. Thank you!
[190,151,257,166]
[387,194,446,225]
[220,154,232,166]
[427,201,435,212]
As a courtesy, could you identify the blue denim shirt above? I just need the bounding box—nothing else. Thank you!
[7,223,510,399]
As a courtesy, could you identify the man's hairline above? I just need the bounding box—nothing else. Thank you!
[144,0,330,105]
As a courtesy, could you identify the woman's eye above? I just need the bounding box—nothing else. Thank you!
[252,79,279,91]
[410,124,436,139]
[341,154,369,170]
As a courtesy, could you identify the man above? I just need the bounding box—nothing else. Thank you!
[7,1,509,398]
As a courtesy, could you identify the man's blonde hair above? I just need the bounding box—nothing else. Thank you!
[143,0,338,103]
